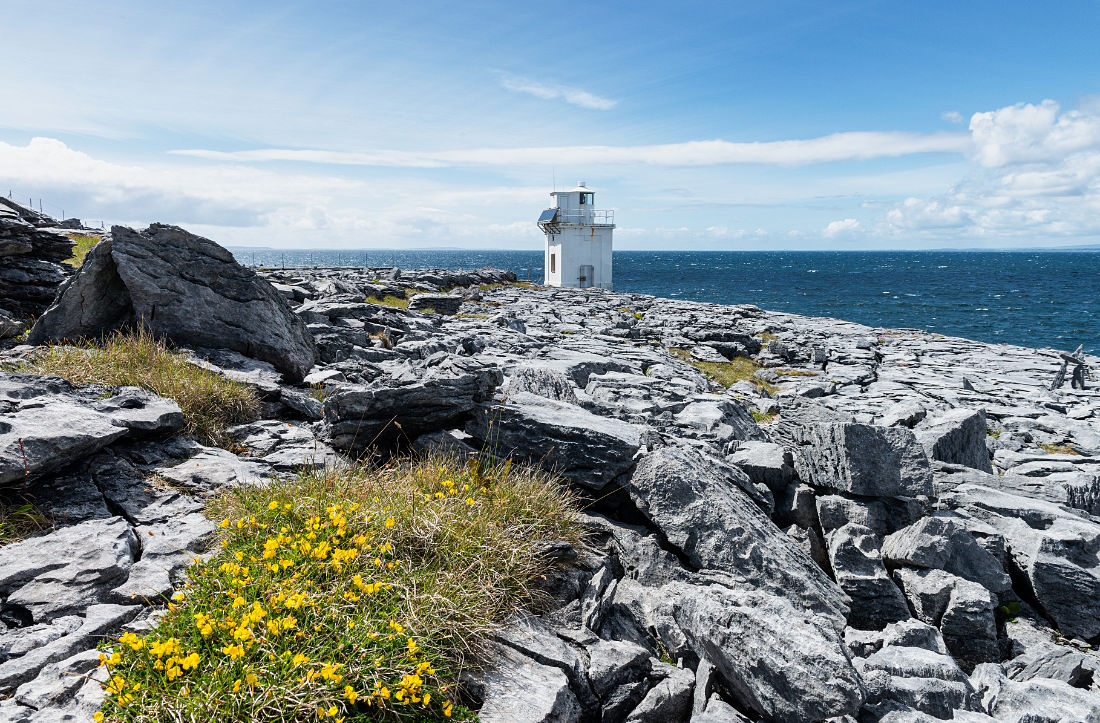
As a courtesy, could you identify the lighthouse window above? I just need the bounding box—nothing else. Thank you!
[579,193,592,205]
[550,253,556,273]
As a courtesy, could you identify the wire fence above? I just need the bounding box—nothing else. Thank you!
[4,190,112,230]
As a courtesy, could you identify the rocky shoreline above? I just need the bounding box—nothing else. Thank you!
[1,220,1099,722]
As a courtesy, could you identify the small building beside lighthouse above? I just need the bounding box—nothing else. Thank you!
[537,181,615,289]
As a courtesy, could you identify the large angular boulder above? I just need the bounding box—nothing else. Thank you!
[325,354,501,450]
[28,224,316,382]
[916,408,993,474]
[828,523,911,630]
[772,397,934,499]
[466,391,643,491]
[629,446,849,622]
[669,582,865,721]
[882,517,1011,594]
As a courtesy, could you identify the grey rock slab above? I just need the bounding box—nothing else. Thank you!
[771,397,934,499]
[668,581,864,722]
[505,364,580,404]
[29,224,317,381]
[727,440,794,495]
[585,638,651,697]
[326,354,501,450]
[882,516,1011,594]
[916,408,993,473]
[625,662,694,723]
[473,642,582,723]
[0,374,183,487]
[155,445,272,494]
[970,662,1100,722]
[467,391,643,491]
[0,604,139,692]
[629,446,849,621]
[0,517,138,622]
[827,523,911,630]
[228,420,340,472]
[938,577,998,668]
[690,695,750,722]
[12,648,100,711]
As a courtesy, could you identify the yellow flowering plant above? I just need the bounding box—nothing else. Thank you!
[94,453,581,721]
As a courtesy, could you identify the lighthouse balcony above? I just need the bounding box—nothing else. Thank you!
[536,208,615,229]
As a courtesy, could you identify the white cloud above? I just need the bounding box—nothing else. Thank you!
[823,218,861,237]
[969,100,1100,167]
[881,99,1100,241]
[941,110,964,124]
[499,74,617,110]
[171,130,970,168]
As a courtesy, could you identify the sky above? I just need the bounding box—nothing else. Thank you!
[2,1,1100,250]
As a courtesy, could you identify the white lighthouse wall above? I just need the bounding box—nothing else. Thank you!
[555,226,613,289]
[544,239,563,285]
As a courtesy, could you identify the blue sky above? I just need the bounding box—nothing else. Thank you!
[2,0,1099,249]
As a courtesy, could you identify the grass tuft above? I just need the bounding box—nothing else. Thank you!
[64,233,102,267]
[1039,442,1081,456]
[669,348,779,394]
[774,369,820,377]
[94,454,581,722]
[0,500,49,547]
[365,295,409,310]
[22,329,259,447]
[751,410,778,424]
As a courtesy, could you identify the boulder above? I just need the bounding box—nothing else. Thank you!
[407,293,462,315]
[882,516,1011,594]
[504,364,580,404]
[772,397,934,499]
[471,642,582,723]
[466,391,643,491]
[28,224,316,382]
[326,354,502,450]
[669,581,864,721]
[970,662,1100,722]
[856,645,980,719]
[629,446,849,621]
[827,523,911,630]
[727,440,794,495]
[917,408,993,474]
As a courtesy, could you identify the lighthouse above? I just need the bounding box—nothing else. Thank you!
[537,181,615,289]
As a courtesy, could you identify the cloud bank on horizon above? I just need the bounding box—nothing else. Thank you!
[0,1,1097,250]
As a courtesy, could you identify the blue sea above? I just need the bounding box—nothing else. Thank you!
[229,248,1100,355]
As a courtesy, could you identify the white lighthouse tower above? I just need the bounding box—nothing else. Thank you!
[537,181,615,289]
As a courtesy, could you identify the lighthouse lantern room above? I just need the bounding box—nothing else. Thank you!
[537,181,615,289]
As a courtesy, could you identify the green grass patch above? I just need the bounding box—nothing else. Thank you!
[1039,442,1081,456]
[756,331,778,343]
[669,348,779,394]
[751,410,778,424]
[365,295,409,310]
[0,500,49,548]
[615,307,644,320]
[453,313,488,320]
[774,369,820,377]
[987,428,1002,439]
[94,454,581,722]
[22,329,259,447]
[509,281,537,290]
[64,233,102,267]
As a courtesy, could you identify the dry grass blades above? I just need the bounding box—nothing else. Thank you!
[23,329,259,447]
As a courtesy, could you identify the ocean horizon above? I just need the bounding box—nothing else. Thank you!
[229,247,1100,355]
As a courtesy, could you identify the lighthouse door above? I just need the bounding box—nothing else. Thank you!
[578,265,594,288]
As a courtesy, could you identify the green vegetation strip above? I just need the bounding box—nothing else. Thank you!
[669,348,779,394]
[95,455,581,722]
[0,501,49,547]
[64,233,102,267]
[23,329,259,447]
